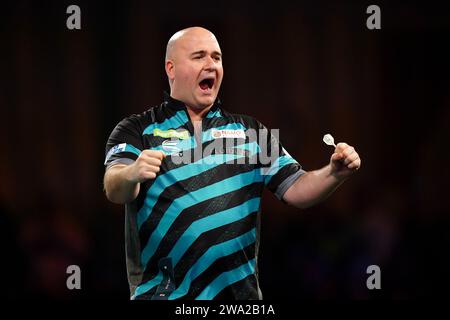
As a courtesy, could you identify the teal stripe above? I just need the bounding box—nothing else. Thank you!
[132,201,259,299]
[168,198,260,269]
[263,155,298,185]
[195,258,256,300]
[142,111,189,136]
[206,109,222,118]
[132,274,162,299]
[124,144,142,156]
[140,169,264,269]
[137,153,238,229]
[136,141,260,229]
[169,228,256,300]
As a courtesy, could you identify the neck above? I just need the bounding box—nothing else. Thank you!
[185,105,212,121]
[169,91,213,121]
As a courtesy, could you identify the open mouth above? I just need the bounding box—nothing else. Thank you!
[199,78,215,91]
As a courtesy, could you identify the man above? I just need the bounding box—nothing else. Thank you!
[103,27,361,300]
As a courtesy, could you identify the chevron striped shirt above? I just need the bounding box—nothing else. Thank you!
[104,93,305,300]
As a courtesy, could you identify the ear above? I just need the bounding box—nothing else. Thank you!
[165,60,175,81]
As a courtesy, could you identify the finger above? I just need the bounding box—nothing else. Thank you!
[141,150,166,160]
[141,165,161,178]
[342,146,355,158]
[143,165,161,174]
[347,158,361,170]
[331,152,344,162]
[142,157,162,167]
[335,142,349,153]
[343,152,359,165]
[152,150,166,160]
[141,171,157,180]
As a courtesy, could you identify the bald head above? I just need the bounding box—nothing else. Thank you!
[165,27,219,61]
[164,26,223,112]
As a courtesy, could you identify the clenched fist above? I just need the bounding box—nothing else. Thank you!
[330,142,361,180]
[127,150,166,183]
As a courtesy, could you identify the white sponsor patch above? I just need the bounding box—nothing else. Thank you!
[211,129,246,139]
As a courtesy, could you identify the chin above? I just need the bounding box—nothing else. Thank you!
[196,97,216,108]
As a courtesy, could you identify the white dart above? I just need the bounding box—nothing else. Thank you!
[323,133,336,148]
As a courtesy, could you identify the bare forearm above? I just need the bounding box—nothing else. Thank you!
[104,151,165,205]
[104,165,140,204]
[283,164,346,209]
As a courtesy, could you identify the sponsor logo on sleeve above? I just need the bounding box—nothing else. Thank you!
[104,143,127,164]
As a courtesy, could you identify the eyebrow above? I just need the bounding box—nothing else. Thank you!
[191,50,222,57]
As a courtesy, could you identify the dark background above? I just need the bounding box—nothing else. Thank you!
[1,0,449,300]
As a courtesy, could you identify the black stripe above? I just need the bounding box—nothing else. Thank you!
[138,160,259,247]
[133,288,157,300]
[140,185,262,282]
[202,116,235,130]
[172,212,258,286]
[213,274,260,300]
[160,137,258,173]
[181,242,257,299]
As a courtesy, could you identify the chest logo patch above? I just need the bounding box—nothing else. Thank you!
[162,140,181,155]
[211,129,246,139]
[153,128,190,140]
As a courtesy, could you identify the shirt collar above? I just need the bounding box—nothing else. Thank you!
[163,91,222,114]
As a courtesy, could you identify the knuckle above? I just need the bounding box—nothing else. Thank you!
[138,154,148,161]
[147,150,164,160]
[144,150,159,158]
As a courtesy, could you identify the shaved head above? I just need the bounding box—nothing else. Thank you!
[165,27,219,61]
[164,26,223,113]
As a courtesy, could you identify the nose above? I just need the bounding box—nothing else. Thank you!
[203,56,217,71]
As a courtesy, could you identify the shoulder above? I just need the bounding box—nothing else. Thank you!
[115,105,161,134]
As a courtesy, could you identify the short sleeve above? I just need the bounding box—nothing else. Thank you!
[256,121,306,200]
[104,116,144,169]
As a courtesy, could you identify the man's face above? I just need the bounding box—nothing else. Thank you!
[167,31,223,110]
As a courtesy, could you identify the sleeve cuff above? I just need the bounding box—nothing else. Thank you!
[105,158,135,170]
[274,168,306,201]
